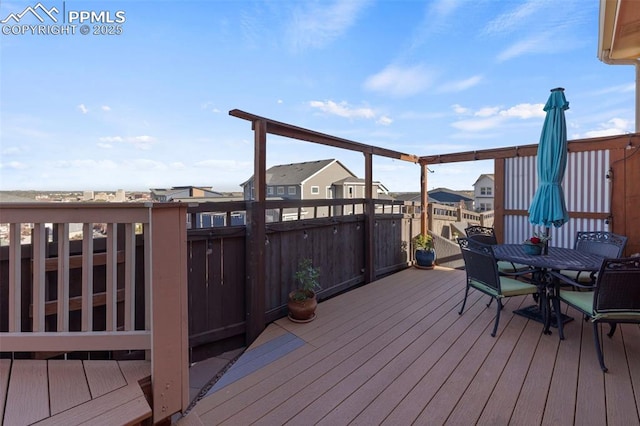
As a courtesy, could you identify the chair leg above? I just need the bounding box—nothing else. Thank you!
[607,323,617,338]
[593,322,608,372]
[459,286,469,315]
[487,297,493,308]
[491,298,501,337]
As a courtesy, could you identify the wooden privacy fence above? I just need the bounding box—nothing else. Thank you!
[185,198,420,356]
[0,202,190,423]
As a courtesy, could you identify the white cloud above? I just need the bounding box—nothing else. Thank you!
[99,136,124,143]
[77,104,88,114]
[97,143,113,149]
[451,104,469,114]
[451,102,545,132]
[451,116,505,132]
[101,105,111,112]
[53,159,118,170]
[98,135,156,150]
[123,159,167,170]
[499,103,545,119]
[439,75,483,93]
[194,159,253,171]
[377,116,393,126]
[288,0,370,51]
[497,34,549,61]
[1,161,29,170]
[475,107,500,117]
[483,0,545,36]
[309,100,376,119]
[579,118,632,138]
[1,146,23,155]
[364,64,435,97]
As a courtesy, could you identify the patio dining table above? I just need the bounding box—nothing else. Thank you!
[492,244,606,338]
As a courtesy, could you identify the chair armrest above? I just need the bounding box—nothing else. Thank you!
[549,270,595,289]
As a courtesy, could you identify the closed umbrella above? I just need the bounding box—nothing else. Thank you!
[528,87,570,246]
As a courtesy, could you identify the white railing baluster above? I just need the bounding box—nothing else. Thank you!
[106,223,117,332]
[82,223,94,331]
[32,224,46,332]
[57,223,70,331]
[124,223,135,330]
[8,223,21,332]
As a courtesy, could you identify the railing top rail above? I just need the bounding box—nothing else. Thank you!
[0,202,183,223]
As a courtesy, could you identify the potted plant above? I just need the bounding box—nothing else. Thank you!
[287,258,321,322]
[523,232,550,255]
[413,233,436,269]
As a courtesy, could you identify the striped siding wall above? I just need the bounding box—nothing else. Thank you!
[503,150,611,248]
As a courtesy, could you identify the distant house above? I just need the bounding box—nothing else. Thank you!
[473,174,495,212]
[150,186,224,202]
[391,189,473,210]
[150,186,242,228]
[241,159,386,201]
[241,159,389,220]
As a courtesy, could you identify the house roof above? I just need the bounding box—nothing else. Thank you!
[428,188,474,203]
[473,174,495,186]
[242,159,356,186]
[391,188,473,203]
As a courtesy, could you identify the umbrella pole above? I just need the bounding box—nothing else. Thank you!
[544,227,550,255]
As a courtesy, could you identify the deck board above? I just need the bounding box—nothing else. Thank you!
[34,383,150,426]
[193,266,640,425]
[48,359,92,415]
[3,360,50,425]
[84,359,127,398]
[0,359,11,423]
[1,359,151,425]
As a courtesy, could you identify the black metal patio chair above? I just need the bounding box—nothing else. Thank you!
[464,226,530,273]
[458,237,538,337]
[551,256,640,372]
[559,231,628,285]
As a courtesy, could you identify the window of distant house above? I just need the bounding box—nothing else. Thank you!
[288,186,296,195]
[311,186,320,195]
[480,187,492,196]
[479,203,492,211]
[267,187,274,195]
[348,186,354,198]
[326,187,333,198]
[277,186,284,195]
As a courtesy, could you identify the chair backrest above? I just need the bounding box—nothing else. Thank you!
[574,232,628,258]
[465,226,498,245]
[458,237,501,293]
[593,257,640,314]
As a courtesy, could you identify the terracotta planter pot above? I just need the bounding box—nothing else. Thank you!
[287,290,317,322]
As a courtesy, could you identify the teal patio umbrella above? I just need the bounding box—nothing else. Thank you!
[528,88,570,239]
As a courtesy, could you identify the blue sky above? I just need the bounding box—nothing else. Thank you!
[0,0,635,193]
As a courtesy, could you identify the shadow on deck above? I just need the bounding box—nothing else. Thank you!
[178,267,640,425]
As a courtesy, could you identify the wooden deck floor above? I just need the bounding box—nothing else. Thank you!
[187,266,640,426]
[0,359,151,425]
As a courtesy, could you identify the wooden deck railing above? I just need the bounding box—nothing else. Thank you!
[0,202,189,423]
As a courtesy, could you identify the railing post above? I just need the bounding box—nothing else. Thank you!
[150,203,189,422]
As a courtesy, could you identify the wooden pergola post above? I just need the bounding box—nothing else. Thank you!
[245,119,267,345]
[364,152,374,283]
[420,162,429,235]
